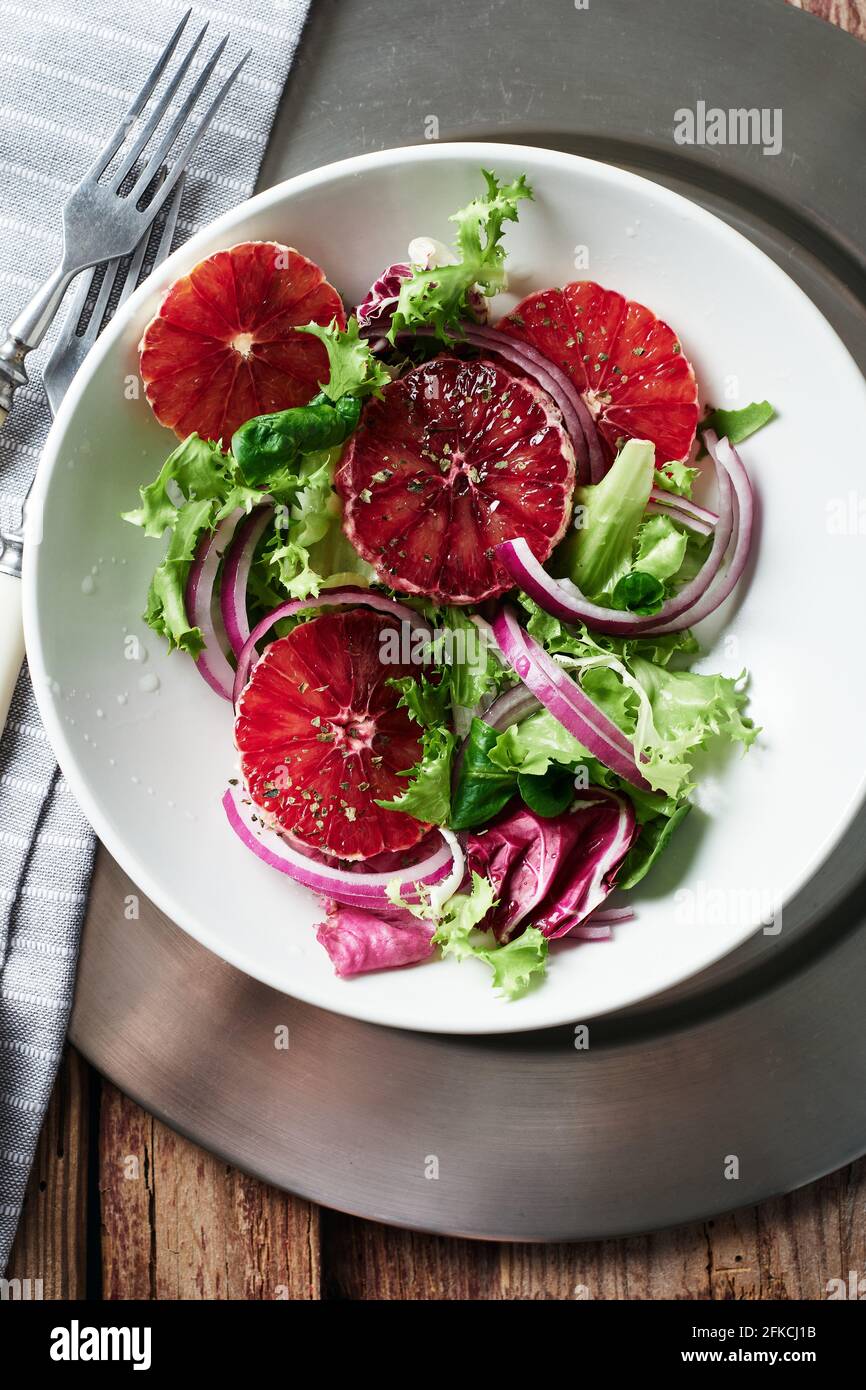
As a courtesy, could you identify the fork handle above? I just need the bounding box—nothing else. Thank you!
[0,265,77,426]
[0,571,24,736]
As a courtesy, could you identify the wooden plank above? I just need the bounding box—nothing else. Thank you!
[4,1046,90,1299]
[321,1212,501,1300]
[324,1157,866,1300]
[99,1082,321,1300]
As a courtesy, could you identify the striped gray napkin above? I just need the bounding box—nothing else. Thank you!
[0,0,312,1269]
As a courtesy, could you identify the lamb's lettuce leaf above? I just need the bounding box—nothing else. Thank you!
[450,718,518,830]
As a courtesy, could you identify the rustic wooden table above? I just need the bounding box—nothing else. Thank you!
[7,0,866,1300]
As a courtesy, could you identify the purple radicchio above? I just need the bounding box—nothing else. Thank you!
[464,790,637,941]
[315,900,434,977]
[355,237,489,346]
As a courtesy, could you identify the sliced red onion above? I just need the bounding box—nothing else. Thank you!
[452,683,541,786]
[479,685,541,732]
[648,485,718,527]
[517,628,633,757]
[567,921,613,941]
[221,502,273,658]
[185,508,246,701]
[463,323,607,481]
[491,608,651,789]
[497,440,737,635]
[232,588,431,706]
[427,829,465,915]
[223,786,456,907]
[459,323,598,484]
[585,905,635,924]
[648,432,754,634]
[645,500,713,538]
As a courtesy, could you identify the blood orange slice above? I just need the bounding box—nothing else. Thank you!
[498,282,699,465]
[235,609,428,861]
[336,356,576,604]
[139,241,345,445]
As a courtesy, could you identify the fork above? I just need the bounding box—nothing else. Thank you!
[0,184,185,734]
[0,8,248,425]
[42,172,185,416]
[0,10,249,733]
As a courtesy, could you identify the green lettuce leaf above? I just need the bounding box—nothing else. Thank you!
[262,446,342,599]
[653,460,699,498]
[123,433,260,538]
[297,315,392,402]
[634,513,689,584]
[629,657,758,798]
[490,709,589,777]
[433,872,548,1000]
[437,608,507,711]
[449,718,517,830]
[376,724,456,825]
[387,672,452,728]
[700,400,776,446]
[554,438,656,599]
[389,170,533,341]
[520,593,699,667]
[618,802,692,890]
[122,434,264,655]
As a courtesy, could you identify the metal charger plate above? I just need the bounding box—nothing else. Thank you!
[68,0,866,1239]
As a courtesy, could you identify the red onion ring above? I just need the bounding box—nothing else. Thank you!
[221,502,273,658]
[567,921,613,941]
[478,685,541,732]
[185,508,246,702]
[452,683,541,787]
[491,608,651,789]
[232,588,431,706]
[648,485,718,527]
[222,787,456,907]
[496,438,738,635]
[586,905,634,924]
[458,324,599,483]
[645,500,713,538]
[648,432,754,634]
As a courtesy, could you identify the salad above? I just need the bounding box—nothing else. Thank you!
[125,171,773,999]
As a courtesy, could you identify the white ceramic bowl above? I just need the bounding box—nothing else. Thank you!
[24,142,866,1034]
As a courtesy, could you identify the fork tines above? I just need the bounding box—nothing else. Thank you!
[84,8,250,225]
